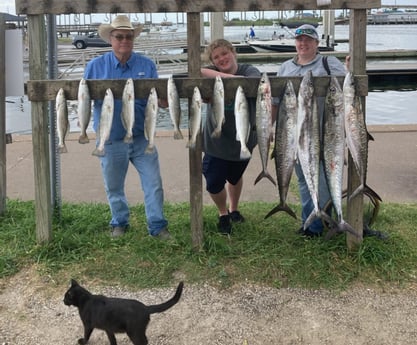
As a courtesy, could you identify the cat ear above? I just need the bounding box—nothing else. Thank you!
[70,279,78,287]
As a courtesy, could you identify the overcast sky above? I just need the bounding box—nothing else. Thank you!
[1,0,414,16]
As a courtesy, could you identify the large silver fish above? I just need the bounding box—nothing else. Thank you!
[210,75,225,139]
[343,72,381,201]
[144,87,158,154]
[77,78,91,144]
[121,78,135,143]
[187,86,202,149]
[254,72,276,186]
[234,85,251,160]
[56,87,69,153]
[92,88,114,157]
[297,71,327,229]
[167,76,184,140]
[265,79,297,220]
[323,76,357,238]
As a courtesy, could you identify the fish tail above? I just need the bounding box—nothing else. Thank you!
[78,134,90,144]
[186,140,196,149]
[265,203,297,220]
[254,170,276,186]
[92,148,105,157]
[324,220,359,241]
[348,184,365,201]
[58,144,68,154]
[240,148,252,160]
[123,134,133,144]
[173,130,184,140]
[364,184,383,202]
[145,145,155,154]
[210,129,221,139]
[304,209,321,230]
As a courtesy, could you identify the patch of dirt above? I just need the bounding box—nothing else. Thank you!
[1,267,417,345]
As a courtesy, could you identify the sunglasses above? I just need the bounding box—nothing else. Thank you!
[111,34,135,41]
[295,28,317,36]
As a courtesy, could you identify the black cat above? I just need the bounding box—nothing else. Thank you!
[64,279,184,345]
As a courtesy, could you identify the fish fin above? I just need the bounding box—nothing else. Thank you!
[173,130,184,140]
[78,134,90,144]
[367,131,374,142]
[348,184,365,201]
[254,170,276,186]
[264,203,297,220]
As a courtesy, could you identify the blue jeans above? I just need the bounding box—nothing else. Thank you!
[294,159,330,233]
[98,134,168,236]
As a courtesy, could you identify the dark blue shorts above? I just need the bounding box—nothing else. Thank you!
[202,154,250,194]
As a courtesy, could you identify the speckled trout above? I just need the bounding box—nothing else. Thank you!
[121,78,135,143]
[144,87,158,154]
[77,78,91,144]
[234,85,251,160]
[56,88,69,153]
[167,76,184,140]
[210,75,225,139]
[187,86,202,149]
[92,88,114,157]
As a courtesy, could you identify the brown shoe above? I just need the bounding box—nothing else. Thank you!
[154,228,172,240]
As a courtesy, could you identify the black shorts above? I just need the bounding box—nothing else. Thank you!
[202,154,250,194]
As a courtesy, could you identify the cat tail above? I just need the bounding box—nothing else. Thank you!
[147,282,184,314]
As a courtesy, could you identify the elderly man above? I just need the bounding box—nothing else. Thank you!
[84,15,170,239]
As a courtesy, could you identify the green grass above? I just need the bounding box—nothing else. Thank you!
[1,199,417,291]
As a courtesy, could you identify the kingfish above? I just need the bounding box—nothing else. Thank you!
[234,85,251,160]
[210,75,225,139]
[254,72,276,186]
[121,78,135,143]
[323,76,357,239]
[343,72,381,201]
[92,88,114,157]
[77,78,91,144]
[297,71,331,229]
[56,88,69,153]
[144,87,159,154]
[265,79,297,220]
[187,86,202,149]
[167,76,184,140]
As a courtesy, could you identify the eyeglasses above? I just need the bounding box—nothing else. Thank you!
[295,28,317,36]
[111,34,134,42]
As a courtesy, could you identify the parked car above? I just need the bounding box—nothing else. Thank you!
[72,32,111,49]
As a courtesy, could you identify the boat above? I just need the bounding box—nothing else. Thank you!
[247,38,334,53]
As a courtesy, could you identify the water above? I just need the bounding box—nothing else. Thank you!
[5,24,417,134]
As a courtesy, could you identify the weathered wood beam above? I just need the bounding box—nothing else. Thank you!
[15,0,381,15]
[28,15,53,244]
[27,76,369,102]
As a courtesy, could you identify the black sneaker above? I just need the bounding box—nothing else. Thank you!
[297,226,322,238]
[218,215,232,235]
[229,210,245,223]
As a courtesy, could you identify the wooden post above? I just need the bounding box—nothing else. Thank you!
[346,9,367,249]
[28,15,53,243]
[0,14,6,215]
[187,13,204,249]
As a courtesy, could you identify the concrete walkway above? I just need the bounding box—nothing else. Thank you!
[5,125,417,205]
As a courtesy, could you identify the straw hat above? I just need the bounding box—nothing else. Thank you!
[98,15,143,43]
